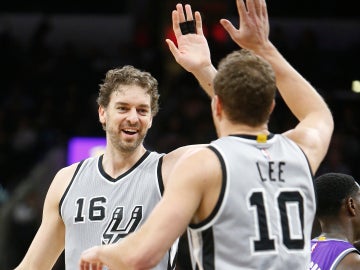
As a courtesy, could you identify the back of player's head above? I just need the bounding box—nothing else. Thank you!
[315,172,359,217]
[213,49,276,127]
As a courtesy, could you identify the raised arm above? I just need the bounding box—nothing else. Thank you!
[166,3,217,97]
[220,0,333,173]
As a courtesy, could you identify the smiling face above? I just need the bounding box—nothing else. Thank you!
[99,84,153,153]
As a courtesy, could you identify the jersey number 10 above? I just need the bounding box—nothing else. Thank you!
[249,190,304,252]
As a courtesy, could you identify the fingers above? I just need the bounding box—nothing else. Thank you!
[260,0,268,23]
[219,19,237,40]
[244,0,266,19]
[79,261,104,270]
[236,0,247,18]
[172,10,182,37]
[176,3,186,22]
[194,11,203,35]
[173,4,197,37]
[78,246,105,270]
[177,4,196,35]
[177,3,194,21]
[184,4,194,20]
[245,0,259,16]
[96,262,104,270]
[252,0,262,16]
[79,260,88,270]
[165,39,180,59]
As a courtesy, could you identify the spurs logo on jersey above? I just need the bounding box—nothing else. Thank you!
[60,152,177,270]
[102,206,143,244]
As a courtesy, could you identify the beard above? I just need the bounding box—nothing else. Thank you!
[107,125,148,153]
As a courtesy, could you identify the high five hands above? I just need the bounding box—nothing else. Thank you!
[165,3,212,75]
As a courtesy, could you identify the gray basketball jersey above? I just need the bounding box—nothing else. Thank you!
[187,134,316,270]
[60,151,177,270]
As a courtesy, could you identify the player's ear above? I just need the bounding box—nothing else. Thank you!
[99,106,106,125]
[148,116,153,129]
[211,95,223,117]
[345,196,356,216]
[270,99,275,114]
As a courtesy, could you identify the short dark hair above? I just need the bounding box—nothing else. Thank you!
[213,49,276,126]
[315,173,359,217]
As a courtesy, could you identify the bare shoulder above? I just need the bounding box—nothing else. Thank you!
[164,144,209,162]
[163,146,222,192]
[161,144,208,185]
[47,162,80,201]
[336,251,360,270]
[173,147,222,180]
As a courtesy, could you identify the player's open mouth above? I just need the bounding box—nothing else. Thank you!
[122,129,138,135]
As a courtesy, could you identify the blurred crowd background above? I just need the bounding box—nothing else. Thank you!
[0,0,359,268]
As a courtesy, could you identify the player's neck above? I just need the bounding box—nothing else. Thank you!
[219,122,269,137]
[319,232,348,241]
[319,218,356,243]
[102,145,147,177]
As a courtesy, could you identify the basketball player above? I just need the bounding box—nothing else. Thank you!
[78,0,334,269]
[14,65,205,270]
[310,173,360,269]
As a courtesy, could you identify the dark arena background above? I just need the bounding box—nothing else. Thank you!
[0,0,359,268]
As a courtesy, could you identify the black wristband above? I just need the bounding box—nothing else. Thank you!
[179,20,196,35]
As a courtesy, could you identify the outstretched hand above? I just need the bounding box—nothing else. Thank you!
[220,0,271,53]
[166,3,212,74]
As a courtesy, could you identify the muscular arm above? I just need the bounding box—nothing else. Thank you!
[257,43,333,173]
[219,0,333,173]
[15,165,77,270]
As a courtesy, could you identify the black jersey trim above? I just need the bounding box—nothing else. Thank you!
[59,159,85,217]
[296,145,316,207]
[175,233,192,270]
[157,155,165,195]
[189,145,227,229]
[201,228,215,270]
[229,133,275,140]
[98,151,151,182]
[167,245,177,270]
[297,146,314,178]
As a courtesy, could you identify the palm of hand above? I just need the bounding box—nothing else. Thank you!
[175,34,212,72]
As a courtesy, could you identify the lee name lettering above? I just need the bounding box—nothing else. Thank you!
[256,161,286,182]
